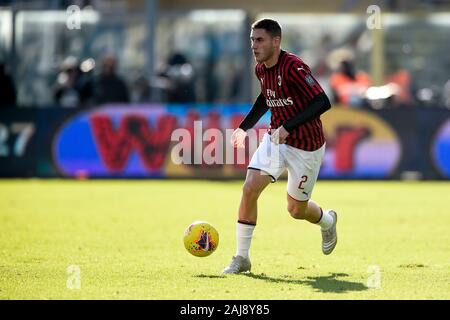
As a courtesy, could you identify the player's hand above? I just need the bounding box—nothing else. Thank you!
[230,128,247,148]
[270,126,289,145]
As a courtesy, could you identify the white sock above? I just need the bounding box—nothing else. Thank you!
[235,221,255,259]
[317,209,334,230]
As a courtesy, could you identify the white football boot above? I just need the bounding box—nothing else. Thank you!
[222,255,251,274]
[322,210,338,255]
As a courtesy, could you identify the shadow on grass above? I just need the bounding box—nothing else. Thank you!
[194,274,226,279]
[241,272,368,293]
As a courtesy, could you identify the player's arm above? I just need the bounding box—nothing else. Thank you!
[271,63,331,144]
[284,63,331,132]
[282,92,331,133]
[231,93,269,148]
[238,93,269,131]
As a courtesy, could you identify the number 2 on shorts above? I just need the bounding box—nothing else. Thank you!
[298,175,308,189]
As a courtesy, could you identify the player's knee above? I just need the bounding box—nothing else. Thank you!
[287,203,307,220]
[242,181,261,200]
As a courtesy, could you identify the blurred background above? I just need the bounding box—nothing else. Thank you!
[0,0,449,180]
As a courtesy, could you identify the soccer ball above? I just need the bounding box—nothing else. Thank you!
[183,221,219,257]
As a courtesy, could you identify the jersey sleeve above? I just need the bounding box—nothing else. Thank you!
[238,93,269,131]
[287,61,324,101]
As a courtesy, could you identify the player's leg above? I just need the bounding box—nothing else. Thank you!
[286,195,337,255]
[223,133,284,274]
[238,168,272,224]
[284,144,338,255]
[286,195,328,224]
[223,169,271,275]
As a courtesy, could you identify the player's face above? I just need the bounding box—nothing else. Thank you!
[250,28,279,63]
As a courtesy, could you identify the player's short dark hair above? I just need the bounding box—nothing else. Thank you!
[251,19,282,38]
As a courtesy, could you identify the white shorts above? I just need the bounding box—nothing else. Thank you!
[248,133,326,201]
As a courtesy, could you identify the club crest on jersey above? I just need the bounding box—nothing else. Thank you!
[277,75,282,86]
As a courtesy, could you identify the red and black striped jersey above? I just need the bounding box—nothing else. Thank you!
[255,50,326,151]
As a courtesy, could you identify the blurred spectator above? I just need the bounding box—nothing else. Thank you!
[78,58,95,107]
[54,57,81,108]
[330,60,372,107]
[94,55,130,105]
[130,74,151,103]
[158,52,196,103]
[54,56,93,108]
[0,63,17,108]
[386,69,413,105]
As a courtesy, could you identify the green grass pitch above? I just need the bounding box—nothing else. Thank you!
[0,179,449,300]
